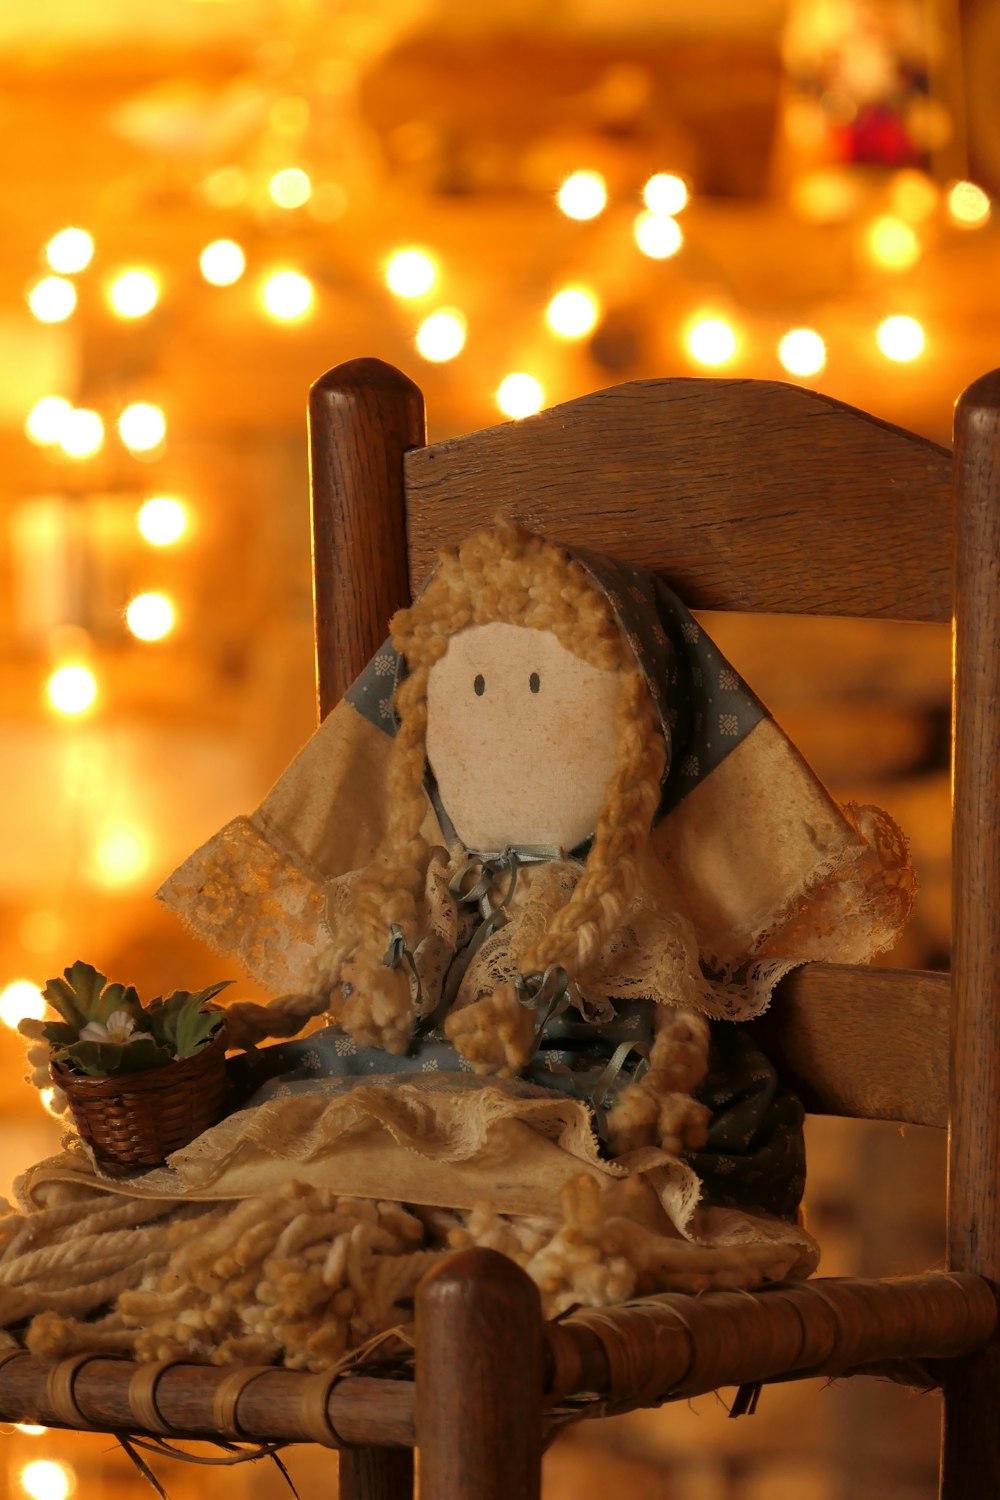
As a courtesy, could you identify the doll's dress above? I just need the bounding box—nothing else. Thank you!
[227,830,808,1224]
[20,836,819,1305]
[175,838,815,1264]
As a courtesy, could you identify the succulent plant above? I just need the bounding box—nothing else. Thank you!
[40,960,230,1077]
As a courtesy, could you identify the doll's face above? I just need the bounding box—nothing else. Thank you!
[425,622,623,852]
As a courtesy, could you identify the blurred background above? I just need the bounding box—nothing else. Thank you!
[0,0,995,1494]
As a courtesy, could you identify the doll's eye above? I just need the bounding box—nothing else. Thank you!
[529,672,540,694]
[474,674,485,697]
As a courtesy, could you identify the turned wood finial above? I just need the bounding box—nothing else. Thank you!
[308,358,425,720]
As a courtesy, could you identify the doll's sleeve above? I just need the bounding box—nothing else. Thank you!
[157,692,397,993]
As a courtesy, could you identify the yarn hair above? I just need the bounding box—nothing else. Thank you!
[333,519,666,1067]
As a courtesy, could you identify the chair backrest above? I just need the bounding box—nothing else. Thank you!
[307,358,1000,1288]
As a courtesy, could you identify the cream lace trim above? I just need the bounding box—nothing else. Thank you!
[158,802,914,1029]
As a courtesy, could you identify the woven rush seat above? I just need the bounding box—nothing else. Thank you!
[542,1269,998,1410]
[0,1268,993,1451]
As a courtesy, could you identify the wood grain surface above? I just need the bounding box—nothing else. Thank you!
[309,357,425,717]
[0,1358,414,1447]
[545,1272,995,1410]
[415,1247,544,1500]
[941,368,1000,1500]
[752,964,949,1127]
[0,1271,992,1454]
[338,1447,414,1498]
[404,378,953,621]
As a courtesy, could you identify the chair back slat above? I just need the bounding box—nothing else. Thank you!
[752,965,949,1128]
[405,377,952,622]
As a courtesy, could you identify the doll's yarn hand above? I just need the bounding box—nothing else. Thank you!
[605,1079,710,1157]
[339,960,413,1054]
[444,986,536,1077]
[605,1006,711,1157]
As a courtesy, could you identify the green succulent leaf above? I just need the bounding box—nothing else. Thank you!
[40,1020,79,1047]
[58,1037,175,1077]
[42,961,143,1033]
[145,982,230,1059]
[42,974,87,1029]
[39,963,229,1074]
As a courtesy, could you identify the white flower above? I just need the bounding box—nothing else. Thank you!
[78,1010,153,1045]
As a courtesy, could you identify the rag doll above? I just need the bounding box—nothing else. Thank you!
[8,520,914,1371]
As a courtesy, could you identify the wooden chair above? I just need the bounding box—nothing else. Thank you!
[1,360,997,1498]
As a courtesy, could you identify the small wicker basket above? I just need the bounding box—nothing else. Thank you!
[51,1025,229,1173]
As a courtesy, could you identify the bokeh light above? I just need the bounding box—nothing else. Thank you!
[546,287,599,339]
[27,277,76,323]
[0,980,45,1030]
[269,168,312,208]
[496,373,544,419]
[138,496,188,546]
[790,167,862,223]
[415,309,466,362]
[93,823,150,886]
[778,328,826,377]
[47,665,97,715]
[633,211,683,259]
[58,409,104,459]
[687,318,737,367]
[25,396,73,446]
[948,180,991,228]
[109,270,159,318]
[126,592,175,641]
[45,228,94,274]
[262,270,314,320]
[642,173,688,216]
[865,216,921,270]
[876,315,925,362]
[557,170,607,221]
[200,239,246,286]
[20,1459,72,1500]
[118,402,166,452]
[385,249,436,297]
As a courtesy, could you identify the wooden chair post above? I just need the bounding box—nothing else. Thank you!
[308,356,424,1500]
[338,1449,415,1499]
[308,357,425,718]
[942,369,1000,1498]
[415,1248,545,1500]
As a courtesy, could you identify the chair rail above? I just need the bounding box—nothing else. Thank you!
[3,1273,990,1451]
[545,1272,996,1412]
[751,963,949,1127]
